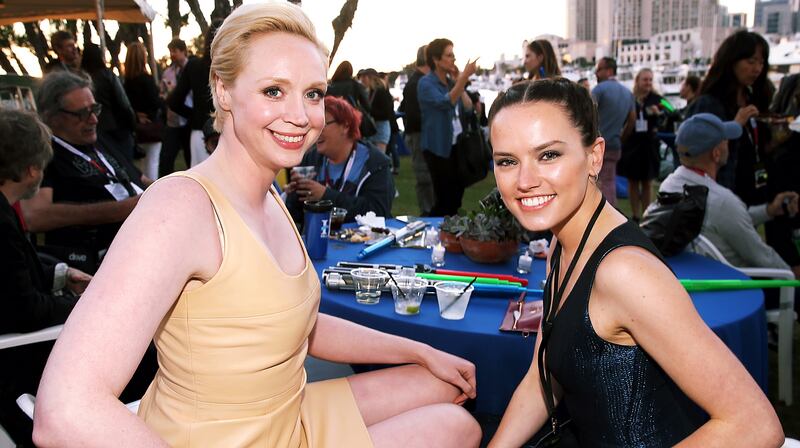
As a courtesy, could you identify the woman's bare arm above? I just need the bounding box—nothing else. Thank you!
[594,247,783,447]
[33,177,223,447]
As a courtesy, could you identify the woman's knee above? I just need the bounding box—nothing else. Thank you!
[405,365,461,403]
[438,405,482,447]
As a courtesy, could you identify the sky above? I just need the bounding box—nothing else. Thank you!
[4,0,758,76]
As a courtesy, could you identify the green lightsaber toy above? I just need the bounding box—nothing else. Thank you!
[416,272,522,287]
[680,279,800,292]
[659,98,676,113]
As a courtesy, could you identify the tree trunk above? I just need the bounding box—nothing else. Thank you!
[83,21,93,49]
[185,0,209,35]
[65,20,78,37]
[0,49,18,74]
[10,49,30,75]
[23,22,52,72]
[211,0,231,23]
[167,0,183,38]
[92,20,124,72]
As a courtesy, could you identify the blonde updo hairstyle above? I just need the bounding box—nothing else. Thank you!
[209,2,329,131]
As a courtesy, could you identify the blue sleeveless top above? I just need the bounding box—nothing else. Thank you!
[545,221,707,447]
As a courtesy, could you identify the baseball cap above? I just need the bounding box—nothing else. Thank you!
[676,113,742,156]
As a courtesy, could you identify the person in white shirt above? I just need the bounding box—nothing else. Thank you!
[658,113,798,271]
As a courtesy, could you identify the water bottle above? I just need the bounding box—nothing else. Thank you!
[302,200,333,260]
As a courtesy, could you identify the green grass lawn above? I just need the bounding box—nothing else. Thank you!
[390,154,634,218]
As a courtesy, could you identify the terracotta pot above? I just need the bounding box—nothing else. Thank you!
[439,230,463,253]
[459,238,519,264]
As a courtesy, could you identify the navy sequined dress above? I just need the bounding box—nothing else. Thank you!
[546,221,708,447]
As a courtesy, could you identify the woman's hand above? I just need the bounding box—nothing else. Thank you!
[418,346,477,405]
[734,105,759,126]
[294,178,326,202]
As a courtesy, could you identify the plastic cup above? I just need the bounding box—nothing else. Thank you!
[329,207,347,232]
[291,166,315,180]
[390,277,428,315]
[350,268,388,305]
[434,281,474,320]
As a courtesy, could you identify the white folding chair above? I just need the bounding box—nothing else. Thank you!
[0,325,63,447]
[784,437,800,447]
[690,234,796,406]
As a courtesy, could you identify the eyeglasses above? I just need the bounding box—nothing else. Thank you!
[59,103,102,121]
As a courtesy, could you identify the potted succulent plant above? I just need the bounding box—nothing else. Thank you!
[439,214,468,253]
[459,189,524,263]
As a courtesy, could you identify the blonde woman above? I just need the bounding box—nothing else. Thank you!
[123,41,163,180]
[619,68,664,221]
[33,4,480,447]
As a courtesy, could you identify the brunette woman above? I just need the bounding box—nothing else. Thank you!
[687,30,774,206]
[487,79,782,447]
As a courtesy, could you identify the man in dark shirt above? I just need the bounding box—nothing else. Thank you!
[0,109,91,446]
[43,31,82,75]
[21,71,150,274]
[399,45,434,216]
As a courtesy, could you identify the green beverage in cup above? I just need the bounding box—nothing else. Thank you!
[390,277,427,315]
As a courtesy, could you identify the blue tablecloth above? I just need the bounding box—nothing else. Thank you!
[314,219,767,415]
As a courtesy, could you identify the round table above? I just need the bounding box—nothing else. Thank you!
[314,219,767,415]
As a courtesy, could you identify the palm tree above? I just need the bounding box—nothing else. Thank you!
[330,0,358,64]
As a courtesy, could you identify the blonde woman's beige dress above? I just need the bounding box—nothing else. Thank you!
[137,172,373,447]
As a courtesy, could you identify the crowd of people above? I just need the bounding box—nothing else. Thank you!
[0,2,797,446]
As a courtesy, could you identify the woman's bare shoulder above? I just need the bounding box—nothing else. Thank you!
[594,245,689,314]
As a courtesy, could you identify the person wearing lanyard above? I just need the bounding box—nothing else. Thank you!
[658,113,798,273]
[285,96,394,228]
[20,72,151,274]
[488,79,783,447]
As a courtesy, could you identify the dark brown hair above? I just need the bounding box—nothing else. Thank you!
[700,30,772,113]
[489,78,598,147]
[0,109,53,184]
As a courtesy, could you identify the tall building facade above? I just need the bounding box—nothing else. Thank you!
[568,0,598,41]
[595,0,726,59]
[754,0,794,35]
[649,0,719,35]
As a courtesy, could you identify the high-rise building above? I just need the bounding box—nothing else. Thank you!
[595,0,730,58]
[754,0,794,34]
[728,12,748,27]
[649,0,720,35]
[568,0,598,41]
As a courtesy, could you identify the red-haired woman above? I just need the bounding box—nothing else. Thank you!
[284,95,395,227]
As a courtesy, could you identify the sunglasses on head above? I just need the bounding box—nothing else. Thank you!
[60,103,102,121]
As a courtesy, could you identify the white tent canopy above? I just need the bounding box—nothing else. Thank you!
[0,0,155,26]
[0,0,158,80]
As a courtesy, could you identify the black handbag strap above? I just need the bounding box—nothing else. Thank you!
[537,196,606,436]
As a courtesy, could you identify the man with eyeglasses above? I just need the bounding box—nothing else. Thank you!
[21,72,152,274]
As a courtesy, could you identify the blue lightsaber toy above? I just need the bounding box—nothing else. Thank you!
[357,220,427,259]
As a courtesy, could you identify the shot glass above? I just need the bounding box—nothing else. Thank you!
[390,277,428,315]
[434,281,475,320]
[329,207,347,233]
[291,165,316,180]
[350,268,388,305]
